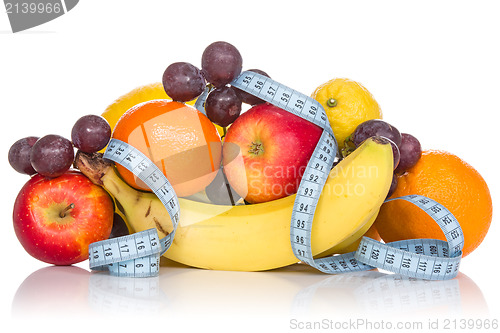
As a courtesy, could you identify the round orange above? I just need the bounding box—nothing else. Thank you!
[375,150,492,257]
[112,100,222,197]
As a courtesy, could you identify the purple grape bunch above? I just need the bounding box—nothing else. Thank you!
[201,42,271,127]
[8,114,112,178]
[348,119,422,198]
[352,119,402,170]
[161,41,270,129]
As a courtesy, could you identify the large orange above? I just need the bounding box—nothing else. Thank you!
[374,150,492,257]
[112,100,222,197]
[101,83,225,146]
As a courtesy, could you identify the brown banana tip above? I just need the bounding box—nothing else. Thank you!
[74,150,114,186]
[371,136,391,145]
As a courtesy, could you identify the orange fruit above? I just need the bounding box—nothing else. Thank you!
[112,100,222,197]
[101,82,226,144]
[375,150,492,257]
[102,83,176,132]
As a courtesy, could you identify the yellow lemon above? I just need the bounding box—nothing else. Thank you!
[311,78,382,149]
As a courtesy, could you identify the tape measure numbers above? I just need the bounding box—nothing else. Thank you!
[232,72,340,272]
[355,195,463,280]
[231,71,463,280]
[88,140,180,277]
[88,71,464,280]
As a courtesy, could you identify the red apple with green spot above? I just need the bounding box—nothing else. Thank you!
[222,103,322,203]
[13,171,114,265]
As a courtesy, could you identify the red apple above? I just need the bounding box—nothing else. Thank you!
[13,170,114,265]
[222,103,323,203]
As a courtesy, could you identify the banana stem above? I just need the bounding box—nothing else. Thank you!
[74,151,113,186]
[74,150,144,205]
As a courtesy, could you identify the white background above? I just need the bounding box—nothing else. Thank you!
[1,1,499,332]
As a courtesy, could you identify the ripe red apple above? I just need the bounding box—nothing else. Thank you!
[223,103,322,203]
[13,170,114,265]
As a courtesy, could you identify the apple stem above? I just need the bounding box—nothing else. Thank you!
[59,203,75,218]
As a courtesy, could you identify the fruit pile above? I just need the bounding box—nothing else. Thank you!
[8,41,492,271]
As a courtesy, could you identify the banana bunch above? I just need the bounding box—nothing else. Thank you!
[75,137,393,271]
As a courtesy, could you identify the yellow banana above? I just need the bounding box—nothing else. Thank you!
[314,213,378,258]
[75,137,393,271]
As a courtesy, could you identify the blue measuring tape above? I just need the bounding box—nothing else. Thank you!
[88,71,463,280]
[88,141,180,277]
[230,71,463,280]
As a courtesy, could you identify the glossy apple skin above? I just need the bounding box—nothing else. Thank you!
[223,103,323,203]
[13,171,114,265]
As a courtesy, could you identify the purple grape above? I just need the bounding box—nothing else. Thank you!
[235,69,270,105]
[395,133,422,174]
[71,115,111,153]
[386,174,398,199]
[162,62,206,102]
[8,136,39,175]
[352,119,402,147]
[352,120,401,169]
[30,134,74,178]
[205,167,241,205]
[205,86,242,127]
[201,41,243,87]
